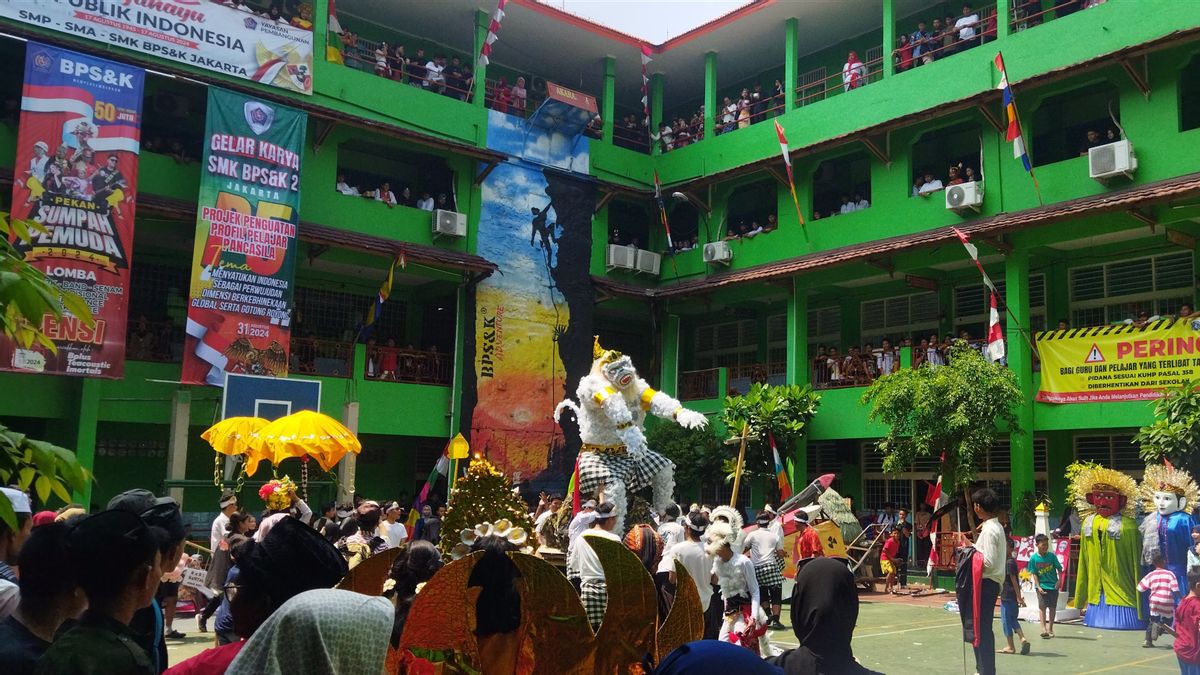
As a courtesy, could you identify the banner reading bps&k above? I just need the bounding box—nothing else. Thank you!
[1,43,144,378]
[182,88,305,386]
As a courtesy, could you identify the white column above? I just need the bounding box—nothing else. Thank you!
[339,401,360,501]
[165,389,191,505]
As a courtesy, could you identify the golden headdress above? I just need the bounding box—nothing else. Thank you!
[1069,463,1138,518]
[1140,463,1199,515]
[592,335,622,366]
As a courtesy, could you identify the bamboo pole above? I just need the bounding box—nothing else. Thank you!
[729,421,751,507]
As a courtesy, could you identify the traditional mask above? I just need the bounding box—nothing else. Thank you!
[1153,490,1185,516]
[603,356,636,389]
[1086,486,1127,517]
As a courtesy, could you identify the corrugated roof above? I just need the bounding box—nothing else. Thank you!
[596,170,1200,299]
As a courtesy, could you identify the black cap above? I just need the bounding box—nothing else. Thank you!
[70,510,157,598]
[107,488,176,515]
[107,489,184,544]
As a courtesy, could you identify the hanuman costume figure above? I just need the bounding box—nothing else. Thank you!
[1072,464,1145,630]
[1139,463,1199,596]
[555,337,708,533]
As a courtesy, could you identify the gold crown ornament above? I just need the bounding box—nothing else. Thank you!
[592,335,623,365]
[1069,463,1138,518]
[1140,463,1199,515]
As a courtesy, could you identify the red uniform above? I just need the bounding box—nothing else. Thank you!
[796,526,825,560]
[1176,595,1200,665]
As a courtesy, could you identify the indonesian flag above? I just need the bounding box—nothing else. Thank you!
[993,53,1032,173]
[478,0,508,67]
[986,293,1005,363]
[952,227,997,294]
[774,120,805,226]
[925,454,950,574]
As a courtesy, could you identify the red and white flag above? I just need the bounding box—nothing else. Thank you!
[478,0,508,67]
[986,293,1006,362]
[774,120,805,226]
[925,454,950,574]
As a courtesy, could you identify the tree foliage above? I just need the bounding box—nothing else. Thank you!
[646,418,724,495]
[1135,379,1200,477]
[861,342,1022,493]
[721,383,821,502]
[1,212,94,352]
[0,423,91,529]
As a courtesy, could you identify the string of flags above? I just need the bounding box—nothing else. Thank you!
[653,170,673,249]
[357,252,405,343]
[773,120,805,228]
[641,45,658,148]
[478,0,508,67]
[993,52,1042,204]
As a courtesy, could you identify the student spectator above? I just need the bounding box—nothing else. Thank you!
[955,4,981,50]
[911,21,932,64]
[853,191,869,211]
[0,522,85,674]
[737,90,752,130]
[416,192,434,211]
[35,510,161,675]
[1079,129,1106,155]
[374,42,391,78]
[389,45,407,81]
[375,181,397,207]
[398,186,414,207]
[445,56,466,99]
[721,97,737,134]
[772,79,785,113]
[895,34,914,72]
[842,51,866,91]
[918,171,945,195]
[763,213,778,232]
[511,77,528,115]
[838,194,855,215]
[750,84,766,124]
[964,166,978,182]
[942,14,957,53]
[877,339,899,375]
[435,193,451,211]
[947,166,964,185]
[493,77,512,113]
[335,174,359,196]
[0,487,31,621]
[407,49,427,86]
[423,55,445,93]
[660,122,675,152]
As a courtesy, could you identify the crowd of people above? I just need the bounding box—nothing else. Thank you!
[213,1,314,30]
[334,173,454,212]
[889,4,996,75]
[364,339,446,383]
[812,332,1006,387]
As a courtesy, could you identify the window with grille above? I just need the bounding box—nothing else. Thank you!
[864,45,883,84]
[128,262,188,323]
[692,319,758,370]
[1075,435,1142,474]
[797,67,826,107]
[806,441,845,477]
[861,291,939,346]
[954,275,1045,339]
[294,286,406,343]
[1069,252,1194,327]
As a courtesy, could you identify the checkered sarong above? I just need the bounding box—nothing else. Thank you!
[581,579,608,631]
[754,560,785,589]
[578,448,674,495]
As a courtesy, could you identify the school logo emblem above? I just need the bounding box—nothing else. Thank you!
[1085,344,1104,363]
[244,101,274,135]
[31,51,53,73]
[244,17,258,30]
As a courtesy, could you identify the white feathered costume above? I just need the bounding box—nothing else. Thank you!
[555,337,708,533]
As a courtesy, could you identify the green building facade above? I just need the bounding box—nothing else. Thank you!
[1,0,1198,516]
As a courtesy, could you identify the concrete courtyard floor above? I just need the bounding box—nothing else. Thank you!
[165,590,1175,673]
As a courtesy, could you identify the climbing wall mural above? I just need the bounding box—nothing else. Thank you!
[465,109,595,489]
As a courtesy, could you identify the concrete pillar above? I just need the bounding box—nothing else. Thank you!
[165,389,191,505]
[339,401,359,501]
[995,0,1011,40]
[787,278,810,487]
[650,73,664,156]
[1005,247,1036,533]
[473,9,489,109]
[73,379,102,507]
[883,0,896,78]
[704,52,717,140]
[784,18,799,113]
[602,56,616,144]
[660,313,681,393]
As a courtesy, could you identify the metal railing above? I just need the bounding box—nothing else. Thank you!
[366,346,452,385]
[893,5,998,74]
[1010,0,1095,34]
[811,355,882,389]
[679,368,721,401]
[290,338,354,378]
[613,123,653,153]
[707,91,789,140]
[791,54,885,110]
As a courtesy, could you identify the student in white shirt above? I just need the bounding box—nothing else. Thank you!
[377,501,408,548]
[424,57,445,92]
[742,511,786,629]
[955,5,981,45]
[566,503,623,631]
[657,503,684,550]
[416,191,435,211]
[706,521,772,654]
[568,499,598,545]
[918,171,945,195]
[971,487,1006,675]
[658,512,718,638]
[853,191,870,211]
[838,194,856,215]
[335,174,359,196]
[374,181,396,206]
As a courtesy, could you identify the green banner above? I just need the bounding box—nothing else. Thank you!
[183,88,307,386]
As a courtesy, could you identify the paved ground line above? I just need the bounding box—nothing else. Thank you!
[854,621,964,638]
[1080,653,1173,674]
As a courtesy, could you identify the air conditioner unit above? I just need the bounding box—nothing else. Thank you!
[945,181,983,214]
[605,244,636,271]
[703,240,732,265]
[634,248,661,275]
[432,209,466,237]
[1089,140,1137,183]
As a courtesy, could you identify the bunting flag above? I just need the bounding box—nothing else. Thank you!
[774,120,805,226]
[327,0,343,34]
[993,52,1042,203]
[357,255,401,342]
[952,228,997,295]
[653,170,673,249]
[769,431,792,501]
[925,453,950,575]
[954,227,1035,352]
[478,0,508,67]
[641,44,656,147]
[986,293,1006,363]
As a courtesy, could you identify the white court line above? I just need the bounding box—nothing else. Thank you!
[855,622,964,638]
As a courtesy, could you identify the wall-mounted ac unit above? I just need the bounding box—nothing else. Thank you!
[945,181,983,214]
[703,240,732,265]
[634,249,661,275]
[432,209,466,237]
[605,244,636,271]
[1089,140,1137,183]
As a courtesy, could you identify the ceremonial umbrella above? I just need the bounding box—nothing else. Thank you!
[251,409,362,472]
[201,416,272,479]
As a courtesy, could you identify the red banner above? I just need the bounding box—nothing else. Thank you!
[2,44,144,378]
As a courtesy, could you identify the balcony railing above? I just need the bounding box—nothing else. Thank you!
[366,346,451,385]
[679,368,721,401]
[125,320,182,363]
[291,338,354,378]
[1009,0,1094,35]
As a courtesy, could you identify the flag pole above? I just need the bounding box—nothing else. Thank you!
[997,51,1042,205]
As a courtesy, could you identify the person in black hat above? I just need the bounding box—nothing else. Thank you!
[0,522,86,674]
[35,510,161,675]
[107,489,187,670]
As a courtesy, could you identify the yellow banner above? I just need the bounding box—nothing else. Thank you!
[1036,318,1200,403]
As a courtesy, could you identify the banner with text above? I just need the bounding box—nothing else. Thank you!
[1,43,144,378]
[0,0,313,94]
[182,88,304,386]
[1036,318,1200,403]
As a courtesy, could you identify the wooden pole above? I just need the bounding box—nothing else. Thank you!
[729,422,751,507]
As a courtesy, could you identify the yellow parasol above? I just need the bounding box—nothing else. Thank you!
[251,409,362,472]
[201,416,273,478]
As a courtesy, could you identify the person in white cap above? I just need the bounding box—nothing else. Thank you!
[0,486,33,620]
[210,490,238,553]
[26,141,50,184]
[378,501,408,549]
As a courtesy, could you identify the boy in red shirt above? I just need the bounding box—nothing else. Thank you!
[1175,569,1200,674]
[881,528,901,594]
[793,511,824,562]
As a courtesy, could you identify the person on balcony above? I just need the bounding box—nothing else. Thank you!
[511,77,527,115]
[417,192,434,211]
[954,4,981,51]
[407,49,426,86]
[374,42,391,78]
[379,339,398,380]
[917,171,945,195]
[374,181,396,208]
[842,51,866,92]
[911,21,932,64]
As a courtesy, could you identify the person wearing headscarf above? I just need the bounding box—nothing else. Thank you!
[769,557,881,675]
[842,51,866,91]
[226,589,392,675]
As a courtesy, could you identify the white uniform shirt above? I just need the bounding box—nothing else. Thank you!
[417,197,435,211]
[658,521,684,550]
[379,520,408,549]
[974,517,1006,584]
[210,512,230,553]
[742,527,781,567]
[955,14,979,40]
[567,528,623,582]
[657,539,714,608]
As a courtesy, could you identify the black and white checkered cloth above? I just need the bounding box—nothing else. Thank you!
[581,579,608,631]
[578,448,674,495]
[754,560,785,589]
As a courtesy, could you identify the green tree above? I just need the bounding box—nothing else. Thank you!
[646,419,724,497]
[1134,378,1200,477]
[721,383,821,503]
[861,342,1022,496]
[0,212,95,528]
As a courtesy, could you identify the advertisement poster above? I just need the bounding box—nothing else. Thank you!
[182,88,305,386]
[0,0,313,94]
[1036,318,1200,403]
[1,43,144,378]
[1013,536,1071,591]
